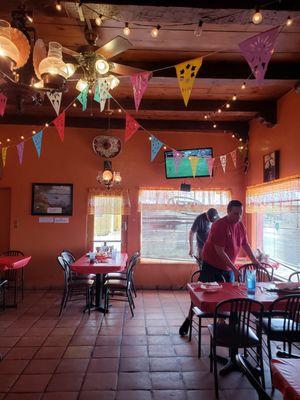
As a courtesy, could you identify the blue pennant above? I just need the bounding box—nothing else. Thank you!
[77,87,88,111]
[32,130,43,158]
[151,135,163,161]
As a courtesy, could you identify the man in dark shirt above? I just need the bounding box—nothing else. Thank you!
[189,208,219,258]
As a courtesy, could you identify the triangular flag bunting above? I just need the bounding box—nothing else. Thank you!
[230,150,237,168]
[189,156,200,178]
[151,135,163,161]
[220,155,227,173]
[32,130,43,158]
[239,27,280,83]
[77,86,89,111]
[206,157,215,177]
[2,147,7,167]
[172,150,183,172]
[131,72,151,112]
[53,111,65,142]
[0,92,7,117]
[175,58,202,107]
[97,78,112,112]
[125,113,140,142]
[46,91,62,116]
[17,142,24,165]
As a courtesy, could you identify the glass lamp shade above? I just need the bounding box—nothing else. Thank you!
[102,169,113,181]
[95,59,109,74]
[108,74,120,90]
[75,79,88,92]
[0,20,20,69]
[114,172,122,183]
[39,42,68,79]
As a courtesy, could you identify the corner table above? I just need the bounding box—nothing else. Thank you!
[71,253,127,313]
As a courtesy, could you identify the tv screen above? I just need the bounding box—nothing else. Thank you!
[164,147,213,179]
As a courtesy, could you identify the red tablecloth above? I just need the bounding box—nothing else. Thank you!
[187,282,281,313]
[71,253,127,275]
[271,359,300,400]
[0,256,32,271]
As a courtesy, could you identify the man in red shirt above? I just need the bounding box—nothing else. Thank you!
[201,200,260,282]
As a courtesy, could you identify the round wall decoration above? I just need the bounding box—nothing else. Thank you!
[92,135,122,158]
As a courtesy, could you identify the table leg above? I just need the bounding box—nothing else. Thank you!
[218,348,241,376]
[84,274,106,313]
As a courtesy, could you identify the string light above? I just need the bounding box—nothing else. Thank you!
[204,115,208,119]
[6,138,10,142]
[55,1,62,11]
[241,82,246,90]
[163,146,167,150]
[226,103,231,108]
[45,123,49,127]
[286,16,293,26]
[149,136,152,140]
[118,108,122,113]
[123,22,130,36]
[95,15,103,26]
[232,134,235,138]
[151,25,160,38]
[232,94,237,101]
[252,8,263,24]
[32,130,36,134]
[239,138,243,142]
[217,109,222,114]
[73,102,77,107]
[88,89,92,94]
[20,136,25,140]
[194,20,203,37]
[213,123,217,128]
[26,12,33,23]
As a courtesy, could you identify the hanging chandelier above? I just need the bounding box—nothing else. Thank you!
[96,160,122,189]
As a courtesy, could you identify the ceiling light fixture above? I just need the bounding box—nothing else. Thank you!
[123,22,130,36]
[38,41,68,89]
[96,160,122,189]
[151,25,160,38]
[194,20,203,37]
[252,8,263,24]
[95,58,109,74]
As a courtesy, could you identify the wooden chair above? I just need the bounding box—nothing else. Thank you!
[1,250,24,306]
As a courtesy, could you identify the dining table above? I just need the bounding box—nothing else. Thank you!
[71,252,128,313]
[0,255,32,307]
[271,358,300,400]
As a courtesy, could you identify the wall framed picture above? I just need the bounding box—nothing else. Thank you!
[31,183,73,216]
[263,151,280,182]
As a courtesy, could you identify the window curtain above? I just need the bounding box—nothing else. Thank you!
[246,175,300,214]
[87,188,131,216]
[138,188,231,212]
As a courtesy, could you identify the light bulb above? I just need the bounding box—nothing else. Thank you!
[239,138,243,142]
[123,22,130,36]
[45,123,49,127]
[204,115,208,119]
[252,9,263,24]
[26,12,33,23]
[6,138,10,142]
[226,103,230,109]
[95,15,102,26]
[118,108,122,113]
[151,25,160,38]
[217,109,222,114]
[149,136,152,140]
[241,82,246,90]
[114,172,122,183]
[232,134,235,138]
[194,20,203,37]
[73,102,77,107]
[286,16,293,26]
[76,79,88,92]
[95,59,109,74]
[213,123,217,128]
[20,135,24,140]
[55,1,62,11]
[232,94,237,101]
[102,170,113,181]
[32,130,36,134]
[108,75,120,89]
[163,146,167,150]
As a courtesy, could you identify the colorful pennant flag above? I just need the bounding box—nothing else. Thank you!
[0,92,7,117]
[47,91,62,116]
[220,155,227,173]
[32,130,43,158]
[77,86,89,111]
[125,113,140,142]
[131,72,151,112]
[206,157,215,177]
[189,156,200,178]
[172,150,183,172]
[1,147,7,167]
[96,78,112,112]
[239,27,279,83]
[230,149,237,168]
[17,141,24,165]
[175,58,202,106]
[53,111,65,142]
[151,135,163,161]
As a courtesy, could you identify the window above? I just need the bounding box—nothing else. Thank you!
[139,189,231,262]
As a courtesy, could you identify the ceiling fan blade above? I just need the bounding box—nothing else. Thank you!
[94,36,133,59]
[62,47,81,58]
[110,63,145,76]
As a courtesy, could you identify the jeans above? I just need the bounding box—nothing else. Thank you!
[199,261,235,283]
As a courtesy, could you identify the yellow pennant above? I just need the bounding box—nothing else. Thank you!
[175,57,203,107]
[2,147,7,167]
[189,156,200,178]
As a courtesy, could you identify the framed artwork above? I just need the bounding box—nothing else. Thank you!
[31,183,73,216]
[263,151,279,182]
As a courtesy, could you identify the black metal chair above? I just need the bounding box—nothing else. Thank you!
[57,256,94,316]
[104,251,140,297]
[208,298,265,399]
[0,279,7,311]
[262,294,300,359]
[1,250,25,305]
[238,264,272,283]
[104,254,138,317]
[61,250,95,281]
[289,271,300,283]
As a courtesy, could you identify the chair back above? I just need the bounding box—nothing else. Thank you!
[260,262,274,280]
[238,263,271,283]
[268,295,300,342]
[57,256,71,285]
[289,272,300,283]
[61,250,75,265]
[1,250,24,256]
[214,298,264,342]
[190,269,201,282]
[125,252,140,289]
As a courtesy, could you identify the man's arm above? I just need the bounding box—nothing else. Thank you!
[242,243,261,266]
[214,245,239,276]
[189,230,195,257]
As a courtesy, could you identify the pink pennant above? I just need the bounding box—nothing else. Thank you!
[53,111,65,142]
[220,155,227,173]
[172,150,183,172]
[230,150,237,168]
[239,27,279,83]
[131,72,150,112]
[206,157,215,177]
[17,141,24,165]
[125,113,140,142]
[0,92,7,117]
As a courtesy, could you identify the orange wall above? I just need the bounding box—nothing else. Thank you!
[0,122,244,289]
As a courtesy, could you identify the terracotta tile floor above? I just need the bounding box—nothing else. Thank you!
[0,290,283,399]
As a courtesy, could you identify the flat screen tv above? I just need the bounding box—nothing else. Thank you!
[164,147,213,179]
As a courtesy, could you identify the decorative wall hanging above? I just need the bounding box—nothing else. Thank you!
[92,135,122,159]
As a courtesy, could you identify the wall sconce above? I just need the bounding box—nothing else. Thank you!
[96,160,122,189]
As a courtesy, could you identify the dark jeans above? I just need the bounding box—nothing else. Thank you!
[199,261,235,283]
